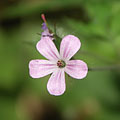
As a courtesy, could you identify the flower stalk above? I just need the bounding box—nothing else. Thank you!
[89,65,120,71]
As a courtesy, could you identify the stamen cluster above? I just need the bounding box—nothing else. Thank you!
[57,60,66,68]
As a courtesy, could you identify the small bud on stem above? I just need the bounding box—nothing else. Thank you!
[41,14,47,23]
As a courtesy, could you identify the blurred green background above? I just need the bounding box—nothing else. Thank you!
[0,0,120,120]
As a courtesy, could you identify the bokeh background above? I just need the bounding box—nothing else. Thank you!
[0,0,120,120]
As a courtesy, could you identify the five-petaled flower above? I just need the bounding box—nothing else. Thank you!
[29,35,88,96]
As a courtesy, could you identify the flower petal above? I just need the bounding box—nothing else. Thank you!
[47,69,65,96]
[42,22,48,30]
[60,35,81,61]
[36,37,60,60]
[65,60,88,79]
[42,29,51,36]
[29,60,57,78]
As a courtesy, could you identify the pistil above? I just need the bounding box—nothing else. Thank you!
[57,60,66,68]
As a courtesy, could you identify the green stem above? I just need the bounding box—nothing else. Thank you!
[88,65,120,71]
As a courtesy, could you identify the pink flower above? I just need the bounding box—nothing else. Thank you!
[41,22,54,40]
[29,35,88,96]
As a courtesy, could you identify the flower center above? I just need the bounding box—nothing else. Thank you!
[57,60,66,68]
